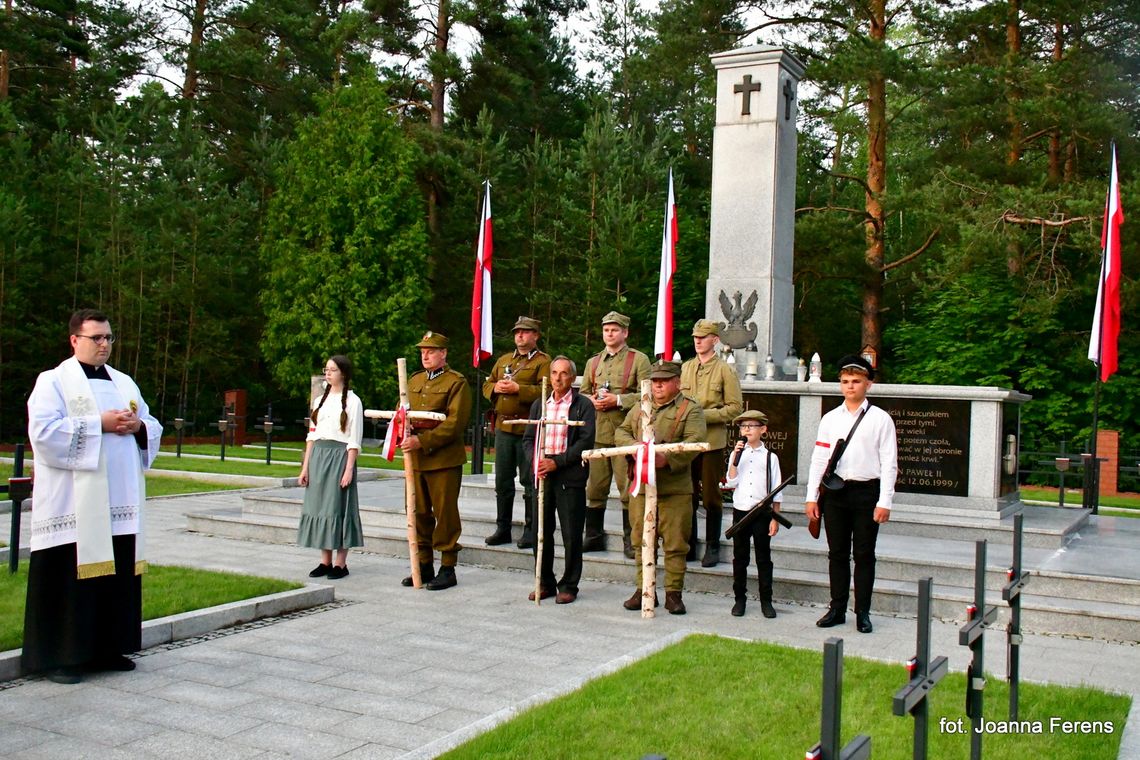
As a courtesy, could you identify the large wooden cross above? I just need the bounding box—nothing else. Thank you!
[365,357,445,589]
[503,376,587,606]
[581,379,707,618]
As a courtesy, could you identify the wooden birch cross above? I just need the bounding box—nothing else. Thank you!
[365,357,445,589]
[581,379,708,618]
[502,376,588,606]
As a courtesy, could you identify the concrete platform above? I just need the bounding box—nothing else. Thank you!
[2,489,1138,759]
[184,475,1140,643]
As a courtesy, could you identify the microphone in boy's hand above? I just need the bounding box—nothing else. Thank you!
[732,438,746,467]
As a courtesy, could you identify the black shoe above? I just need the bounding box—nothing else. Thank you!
[582,533,607,553]
[516,535,535,550]
[426,566,457,590]
[402,563,435,587]
[327,565,349,580]
[760,599,777,619]
[731,599,746,617]
[856,611,873,633]
[46,668,82,684]
[816,608,846,628]
[96,655,136,672]
[485,529,511,546]
[700,543,720,567]
[308,563,330,578]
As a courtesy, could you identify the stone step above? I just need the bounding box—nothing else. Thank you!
[236,489,1135,607]
[186,508,1140,642]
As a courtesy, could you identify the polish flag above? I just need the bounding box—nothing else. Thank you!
[381,406,407,461]
[630,441,657,497]
[654,170,678,360]
[472,181,493,367]
[1088,146,1123,382]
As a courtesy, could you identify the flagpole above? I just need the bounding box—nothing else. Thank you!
[471,179,493,476]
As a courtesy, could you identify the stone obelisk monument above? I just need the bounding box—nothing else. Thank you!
[705,46,804,362]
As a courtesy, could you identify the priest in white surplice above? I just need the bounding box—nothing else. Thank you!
[23,309,162,684]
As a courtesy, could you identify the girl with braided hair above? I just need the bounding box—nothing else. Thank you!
[298,355,364,579]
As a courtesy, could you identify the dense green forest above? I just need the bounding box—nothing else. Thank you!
[0,0,1136,450]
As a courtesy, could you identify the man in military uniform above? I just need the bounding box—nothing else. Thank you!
[400,332,472,591]
[579,311,652,557]
[681,319,742,567]
[615,360,706,615]
[482,316,551,548]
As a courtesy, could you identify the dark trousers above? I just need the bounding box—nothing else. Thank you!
[730,508,773,600]
[495,429,534,536]
[532,474,586,595]
[822,479,881,614]
[22,534,142,674]
[690,449,725,543]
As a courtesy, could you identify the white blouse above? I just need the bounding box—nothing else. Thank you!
[306,390,364,449]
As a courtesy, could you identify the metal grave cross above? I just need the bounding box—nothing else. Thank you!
[503,376,588,606]
[581,379,708,618]
[893,577,949,760]
[364,357,445,589]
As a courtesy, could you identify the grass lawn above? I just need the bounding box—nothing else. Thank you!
[443,635,1130,760]
[145,475,245,497]
[0,564,301,653]
[1021,487,1140,516]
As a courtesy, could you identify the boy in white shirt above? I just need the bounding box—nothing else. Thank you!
[724,410,783,618]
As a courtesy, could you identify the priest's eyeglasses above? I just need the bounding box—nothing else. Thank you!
[76,334,115,344]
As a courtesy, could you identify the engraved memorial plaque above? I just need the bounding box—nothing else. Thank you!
[823,396,971,497]
[742,392,798,483]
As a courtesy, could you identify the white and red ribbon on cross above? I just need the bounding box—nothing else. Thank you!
[629,440,656,497]
[381,404,408,461]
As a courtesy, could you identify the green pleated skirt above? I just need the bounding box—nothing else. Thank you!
[297,440,364,550]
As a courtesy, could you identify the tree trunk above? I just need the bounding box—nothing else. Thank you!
[425,0,451,238]
[181,0,207,100]
[1047,20,1064,184]
[862,0,887,354]
[0,0,11,100]
[1005,0,1022,166]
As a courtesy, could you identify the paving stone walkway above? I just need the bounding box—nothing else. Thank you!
[1,490,1137,759]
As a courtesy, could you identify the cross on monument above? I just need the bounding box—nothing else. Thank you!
[782,78,795,120]
[581,380,708,618]
[503,376,588,606]
[734,74,762,116]
[364,357,445,589]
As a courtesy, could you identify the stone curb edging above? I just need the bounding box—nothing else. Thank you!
[0,583,335,682]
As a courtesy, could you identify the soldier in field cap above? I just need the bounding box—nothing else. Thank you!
[482,316,551,548]
[579,311,652,557]
[615,359,706,614]
[680,318,742,567]
[400,331,471,591]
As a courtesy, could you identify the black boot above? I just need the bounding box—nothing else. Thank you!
[583,508,606,552]
[517,491,536,548]
[758,561,776,618]
[621,510,635,559]
[426,565,457,590]
[402,562,435,587]
[701,507,722,567]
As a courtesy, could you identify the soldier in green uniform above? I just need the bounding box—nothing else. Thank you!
[579,311,652,557]
[400,332,472,591]
[481,316,551,549]
[615,360,706,615]
[680,319,742,567]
